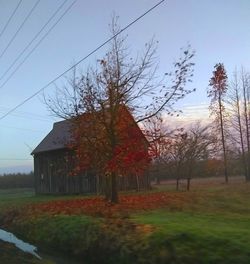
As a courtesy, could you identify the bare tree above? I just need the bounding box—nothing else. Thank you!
[159,123,214,180]
[228,69,250,181]
[144,115,175,184]
[228,70,247,179]
[45,18,195,203]
[208,63,229,183]
[241,69,250,181]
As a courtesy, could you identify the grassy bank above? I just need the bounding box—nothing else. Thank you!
[0,241,47,264]
[133,179,250,263]
[0,177,250,263]
[133,211,250,263]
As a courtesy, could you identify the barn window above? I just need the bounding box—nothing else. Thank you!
[41,173,44,180]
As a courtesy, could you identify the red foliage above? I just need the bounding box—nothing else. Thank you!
[70,105,151,177]
[27,192,190,218]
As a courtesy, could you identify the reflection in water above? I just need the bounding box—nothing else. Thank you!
[0,229,41,259]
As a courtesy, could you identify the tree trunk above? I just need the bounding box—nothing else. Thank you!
[96,173,100,195]
[219,95,228,183]
[105,174,111,201]
[156,175,160,185]
[110,172,118,203]
[136,174,140,192]
[242,73,250,181]
[235,86,248,180]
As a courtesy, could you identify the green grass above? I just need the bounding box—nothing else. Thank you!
[10,214,100,254]
[1,180,250,263]
[0,189,98,263]
[133,211,250,263]
[132,181,250,263]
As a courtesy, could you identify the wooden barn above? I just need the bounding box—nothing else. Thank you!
[31,109,150,194]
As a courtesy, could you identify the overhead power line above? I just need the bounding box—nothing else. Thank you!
[1,125,47,133]
[0,158,32,161]
[0,0,69,82]
[0,0,41,61]
[0,0,77,89]
[0,0,166,121]
[0,113,52,122]
[0,105,54,122]
[0,0,23,40]
[0,105,53,119]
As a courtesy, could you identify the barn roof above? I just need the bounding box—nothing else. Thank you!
[31,120,72,155]
[31,105,149,155]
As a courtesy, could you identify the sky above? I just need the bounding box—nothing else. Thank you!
[0,0,250,173]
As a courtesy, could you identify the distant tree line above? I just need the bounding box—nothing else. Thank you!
[150,158,244,183]
[0,172,34,189]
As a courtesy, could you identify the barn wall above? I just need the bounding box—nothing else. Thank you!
[34,150,96,194]
[33,149,150,195]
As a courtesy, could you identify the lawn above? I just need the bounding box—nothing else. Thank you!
[0,177,250,263]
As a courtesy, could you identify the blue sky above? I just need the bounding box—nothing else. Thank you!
[0,0,250,173]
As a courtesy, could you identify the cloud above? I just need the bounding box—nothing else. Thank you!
[162,103,211,127]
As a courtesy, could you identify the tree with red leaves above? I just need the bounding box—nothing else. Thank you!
[46,17,195,203]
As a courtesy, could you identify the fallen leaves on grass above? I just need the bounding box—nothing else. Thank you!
[27,192,192,218]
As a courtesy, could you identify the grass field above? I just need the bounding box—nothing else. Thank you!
[133,177,250,263]
[0,177,250,263]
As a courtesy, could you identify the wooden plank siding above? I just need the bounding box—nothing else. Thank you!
[34,149,150,195]
[34,150,96,194]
